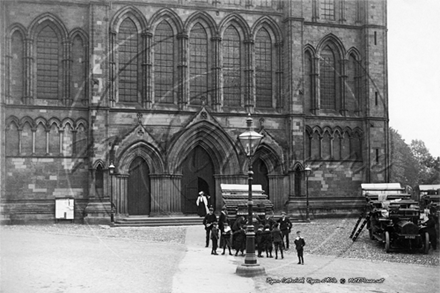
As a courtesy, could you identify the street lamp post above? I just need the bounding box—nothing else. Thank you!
[236,115,265,277]
[304,166,312,222]
[109,163,115,223]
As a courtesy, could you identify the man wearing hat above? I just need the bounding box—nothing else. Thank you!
[219,206,228,233]
[277,211,292,250]
[196,191,209,217]
[203,207,217,247]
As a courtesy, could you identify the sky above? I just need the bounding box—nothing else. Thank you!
[387,0,440,158]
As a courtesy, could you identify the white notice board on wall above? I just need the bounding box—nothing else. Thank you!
[55,198,74,220]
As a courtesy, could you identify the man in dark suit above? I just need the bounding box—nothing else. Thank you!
[203,208,217,247]
[277,211,292,249]
[219,206,228,233]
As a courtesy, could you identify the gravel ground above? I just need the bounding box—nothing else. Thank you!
[288,218,439,266]
[2,218,438,267]
[1,223,186,244]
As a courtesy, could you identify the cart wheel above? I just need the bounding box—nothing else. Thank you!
[385,231,390,253]
[424,232,430,254]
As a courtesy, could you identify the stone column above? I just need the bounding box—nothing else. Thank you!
[211,35,221,111]
[170,174,182,214]
[5,36,11,104]
[62,39,71,105]
[109,29,116,107]
[312,56,320,114]
[268,174,285,212]
[116,174,129,216]
[312,0,320,22]
[244,38,254,113]
[143,31,153,109]
[177,32,188,110]
[339,0,346,23]
[24,38,33,104]
[275,41,283,111]
[339,58,348,116]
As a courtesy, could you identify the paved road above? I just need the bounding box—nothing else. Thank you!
[1,225,439,293]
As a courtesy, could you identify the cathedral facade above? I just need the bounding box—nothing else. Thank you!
[0,0,389,223]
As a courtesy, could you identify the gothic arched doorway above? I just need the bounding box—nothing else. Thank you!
[127,157,151,215]
[181,146,215,214]
[253,158,269,197]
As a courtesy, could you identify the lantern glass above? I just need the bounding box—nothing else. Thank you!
[304,166,312,177]
[239,130,263,157]
[109,163,115,175]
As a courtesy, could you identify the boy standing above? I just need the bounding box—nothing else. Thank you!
[271,223,284,259]
[211,222,219,255]
[294,231,306,264]
[261,224,273,258]
[221,222,233,255]
[203,208,217,247]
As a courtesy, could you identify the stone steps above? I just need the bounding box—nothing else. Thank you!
[113,216,204,227]
[111,214,310,227]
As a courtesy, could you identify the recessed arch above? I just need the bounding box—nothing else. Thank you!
[251,16,282,43]
[184,11,218,36]
[150,8,183,33]
[28,13,68,41]
[317,33,346,58]
[168,121,240,175]
[117,141,165,175]
[219,13,251,40]
[109,6,148,33]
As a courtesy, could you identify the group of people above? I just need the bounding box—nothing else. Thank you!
[202,207,306,265]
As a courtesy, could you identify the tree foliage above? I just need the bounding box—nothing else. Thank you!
[410,139,440,184]
[389,128,440,187]
[389,128,419,187]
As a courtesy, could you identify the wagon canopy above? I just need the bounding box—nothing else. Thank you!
[418,184,440,192]
[361,183,409,201]
[220,184,273,218]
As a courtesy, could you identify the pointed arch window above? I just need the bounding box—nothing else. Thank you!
[95,164,104,199]
[6,122,19,156]
[346,53,362,113]
[21,123,33,155]
[223,25,242,107]
[333,132,342,160]
[320,46,336,110]
[322,131,331,160]
[71,35,87,103]
[74,124,88,157]
[311,131,321,159]
[10,31,24,103]
[118,18,139,103]
[189,23,209,105]
[49,123,60,156]
[62,124,73,156]
[304,50,313,112]
[154,20,175,104]
[255,28,273,108]
[36,25,60,100]
[35,123,46,155]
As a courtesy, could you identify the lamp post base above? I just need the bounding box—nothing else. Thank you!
[236,263,266,277]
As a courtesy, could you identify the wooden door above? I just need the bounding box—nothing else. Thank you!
[127,157,150,215]
[253,158,269,197]
[181,146,215,214]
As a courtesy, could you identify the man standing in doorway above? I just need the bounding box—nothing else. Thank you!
[196,191,209,217]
